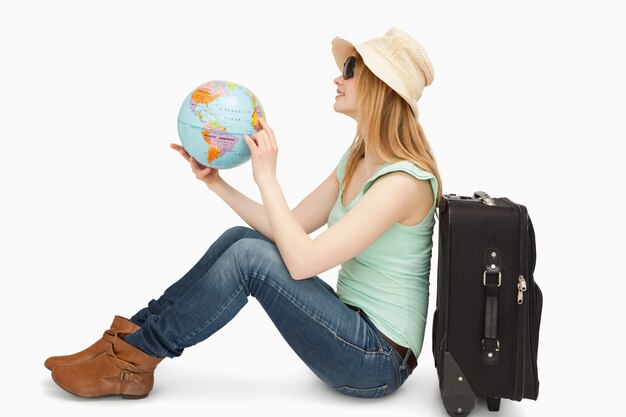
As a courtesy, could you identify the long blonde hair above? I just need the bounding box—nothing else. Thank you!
[342,54,443,205]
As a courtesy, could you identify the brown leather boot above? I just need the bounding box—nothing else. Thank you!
[51,332,164,399]
[44,315,141,370]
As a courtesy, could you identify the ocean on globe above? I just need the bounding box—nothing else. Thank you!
[177,80,265,169]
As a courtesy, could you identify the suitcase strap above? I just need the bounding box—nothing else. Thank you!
[483,247,501,365]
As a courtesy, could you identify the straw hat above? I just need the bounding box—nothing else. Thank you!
[331,27,434,118]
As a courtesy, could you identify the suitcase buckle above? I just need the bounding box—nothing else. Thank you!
[482,338,500,352]
[483,271,501,287]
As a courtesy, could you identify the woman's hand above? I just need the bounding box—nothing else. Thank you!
[242,117,278,185]
[170,143,221,188]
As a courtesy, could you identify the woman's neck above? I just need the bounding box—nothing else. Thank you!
[362,149,387,177]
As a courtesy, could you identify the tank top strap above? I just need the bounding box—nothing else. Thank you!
[362,161,438,206]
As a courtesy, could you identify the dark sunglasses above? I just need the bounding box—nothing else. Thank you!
[343,56,356,80]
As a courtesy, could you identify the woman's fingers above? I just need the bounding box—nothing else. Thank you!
[244,130,276,155]
[257,118,276,148]
[171,143,191,160]
[172,143,214,182]
[258,117,271,134]
[243,134,257,155]
[254,132,266,152]
[199,167,212,177]
[189,156,199,170]
[189,156,212,178]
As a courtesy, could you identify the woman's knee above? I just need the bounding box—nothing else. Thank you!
[219,226,271,244]
[230,237,281,264]
[220,225,254,240]
[228,238,292,284]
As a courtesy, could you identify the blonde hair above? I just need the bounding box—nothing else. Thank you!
[342,54,443,206]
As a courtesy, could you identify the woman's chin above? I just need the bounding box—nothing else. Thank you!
[334,108,355,120]
[333,103,346,114]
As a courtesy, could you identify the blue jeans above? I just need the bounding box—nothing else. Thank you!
[125,226,413,398]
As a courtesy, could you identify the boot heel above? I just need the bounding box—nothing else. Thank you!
[121,393,149,400]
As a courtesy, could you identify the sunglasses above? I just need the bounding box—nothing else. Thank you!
[343,56,356,80]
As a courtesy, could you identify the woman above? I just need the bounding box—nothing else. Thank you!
[45,27,443,400]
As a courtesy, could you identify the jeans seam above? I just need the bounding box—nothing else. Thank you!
[247,272,391,357]
[386,342,403,388]
[334,384,389,398]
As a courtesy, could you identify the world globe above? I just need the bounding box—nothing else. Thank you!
[177,80,266,169]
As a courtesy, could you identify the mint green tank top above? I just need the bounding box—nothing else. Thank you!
[327,149,438,358]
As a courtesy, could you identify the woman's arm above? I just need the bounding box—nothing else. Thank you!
[243,118,432,281]
[210,168,339,241]
[259,171,432,279]
[289,168,339,235]
[171,142,276,240]
[209,177,274,239]
[172,142,338,241]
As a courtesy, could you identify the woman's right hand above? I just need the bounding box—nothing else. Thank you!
[170,143,221,188]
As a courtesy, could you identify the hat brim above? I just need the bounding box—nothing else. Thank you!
[331,36,357,73]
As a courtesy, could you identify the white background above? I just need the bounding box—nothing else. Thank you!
[1,0,623,416]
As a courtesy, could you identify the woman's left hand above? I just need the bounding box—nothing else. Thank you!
[242,117,278,185]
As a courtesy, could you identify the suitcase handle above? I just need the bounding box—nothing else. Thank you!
[474,191,495,206]
[483,247,501,365]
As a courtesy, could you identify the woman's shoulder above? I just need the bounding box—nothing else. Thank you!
[365,160,438,211]
[364,160,436,192]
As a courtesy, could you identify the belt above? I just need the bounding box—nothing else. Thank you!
[347,305,417,372]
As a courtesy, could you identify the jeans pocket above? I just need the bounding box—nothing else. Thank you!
[333,384,389,399]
